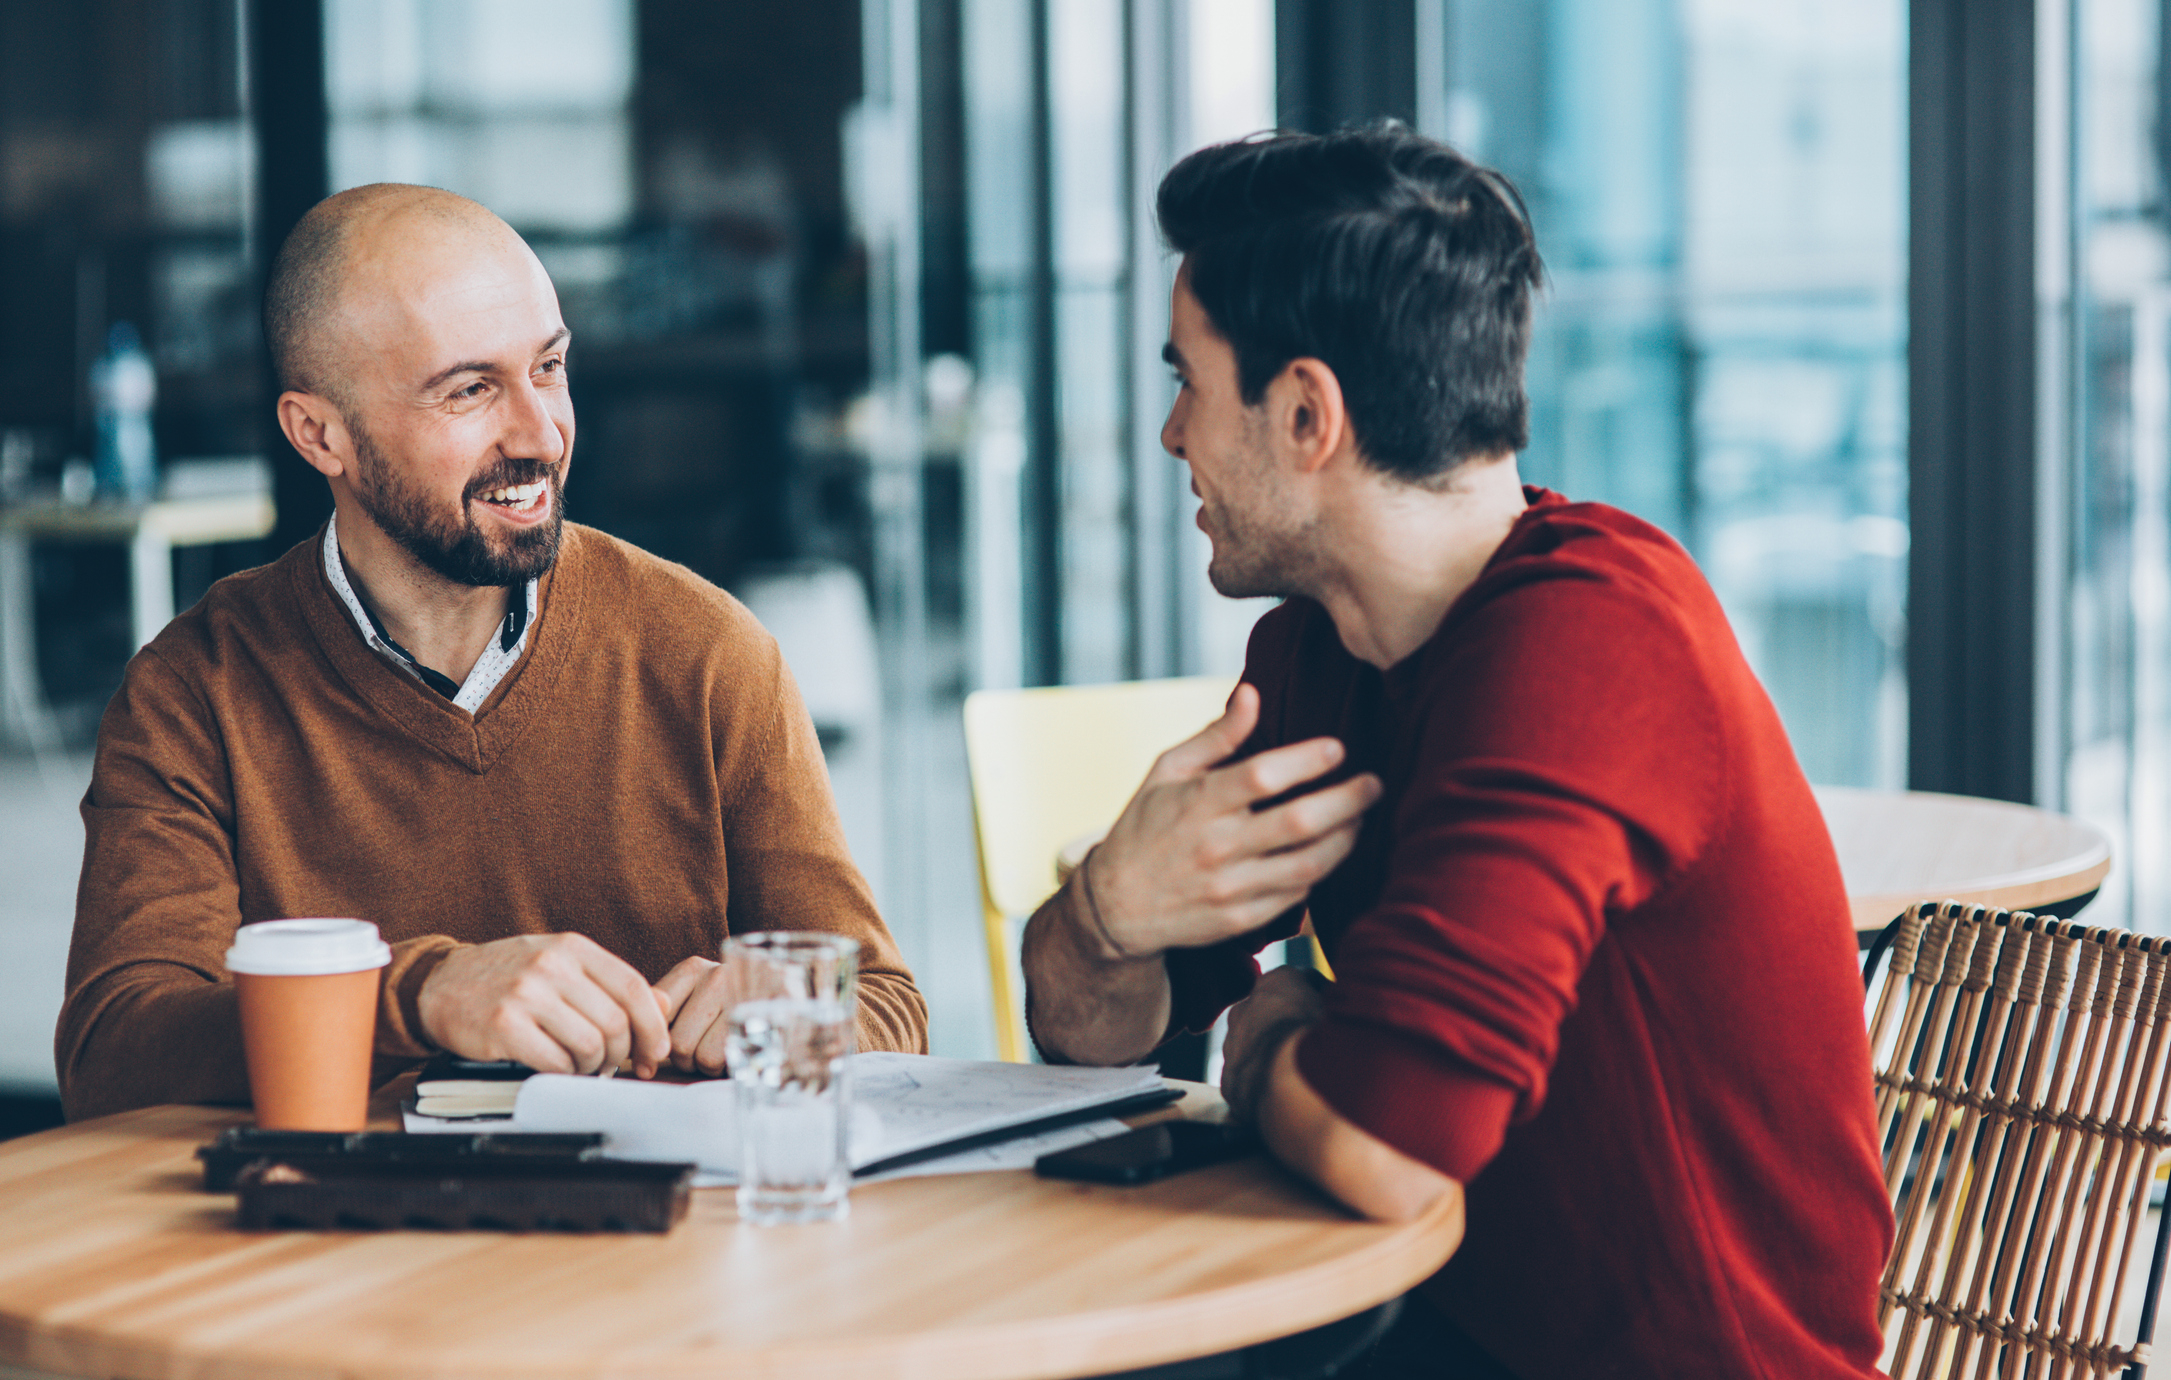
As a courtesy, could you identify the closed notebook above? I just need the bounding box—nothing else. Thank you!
[410,1057,538,1120]
[412,1081,524,1117]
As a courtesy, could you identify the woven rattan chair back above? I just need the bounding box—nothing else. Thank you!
[1870,901,2171,1380]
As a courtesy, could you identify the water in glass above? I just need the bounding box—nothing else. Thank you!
[728,995,852,1223]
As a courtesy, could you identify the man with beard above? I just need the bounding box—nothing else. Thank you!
[1020,129,1888,1377]
[58,185,925,1120]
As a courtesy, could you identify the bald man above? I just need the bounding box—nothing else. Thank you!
[57,185,926,1120]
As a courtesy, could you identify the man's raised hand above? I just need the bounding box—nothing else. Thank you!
[1084,683,1382,960]
[416,933,673,1078]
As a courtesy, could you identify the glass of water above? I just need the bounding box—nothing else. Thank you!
[721,931,859,1224]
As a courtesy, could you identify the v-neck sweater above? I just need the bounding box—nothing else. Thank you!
[60,523,925,1120]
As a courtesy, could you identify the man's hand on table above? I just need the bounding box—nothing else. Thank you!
[417,934,673,1078]
[1084,683,1382,960]
[652,956,747,1076]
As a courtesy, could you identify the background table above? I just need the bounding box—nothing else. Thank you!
[0,492,275,749]
[1814,785,2114,936]
[0,1088,1462,1380]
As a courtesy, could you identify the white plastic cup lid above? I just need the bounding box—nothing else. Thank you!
[225,919,391,977]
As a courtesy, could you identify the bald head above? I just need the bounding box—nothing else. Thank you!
[264,184,525,405]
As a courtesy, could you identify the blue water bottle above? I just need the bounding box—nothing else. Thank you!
[91,322,158,502]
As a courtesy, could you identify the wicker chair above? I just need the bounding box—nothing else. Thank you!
[1867,901,2171,1379]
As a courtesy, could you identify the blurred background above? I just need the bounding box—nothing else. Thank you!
[0,0,2150,1134]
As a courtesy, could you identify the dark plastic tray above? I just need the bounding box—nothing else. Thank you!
[232,1157,694,1233]
[197,1128,607,1191]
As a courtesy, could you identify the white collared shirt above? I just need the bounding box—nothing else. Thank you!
[322,509,536,714]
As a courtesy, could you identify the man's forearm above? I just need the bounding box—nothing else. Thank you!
[1256,1032,1461,1224]
[1019,866,1172,1065]
[857,971,931,1054]
[58,972,252,1121]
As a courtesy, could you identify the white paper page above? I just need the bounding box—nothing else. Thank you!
[846,1053,1164,1164]
[487,1053,1166,1181]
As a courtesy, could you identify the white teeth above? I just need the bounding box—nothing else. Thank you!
[479,480,546,506]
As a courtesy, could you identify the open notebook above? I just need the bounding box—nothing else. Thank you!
[405,1053,1175,1182]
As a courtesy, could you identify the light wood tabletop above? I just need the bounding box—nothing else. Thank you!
[0,1086,1463,1380]
[1814,785,2113,933]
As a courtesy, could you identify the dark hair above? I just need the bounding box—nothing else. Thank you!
[1156,123,1544,481]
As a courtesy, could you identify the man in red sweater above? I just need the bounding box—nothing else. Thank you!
[1021,127,1891,1378]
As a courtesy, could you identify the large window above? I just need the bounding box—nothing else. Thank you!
[961,0,1276,695]
[2059,0,2171,930]
[1435,0,1909,789]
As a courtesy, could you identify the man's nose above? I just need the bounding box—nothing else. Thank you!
[1160,403,1185,460]
[502,376,568,464]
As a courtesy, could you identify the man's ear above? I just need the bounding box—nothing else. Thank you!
[277,392,351,480]
[1270,357,1350,475]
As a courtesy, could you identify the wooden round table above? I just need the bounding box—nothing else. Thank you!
[1814,786,2114,935]
[0,1090,1462,1380]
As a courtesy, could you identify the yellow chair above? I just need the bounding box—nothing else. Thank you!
[963,676,1238,1062]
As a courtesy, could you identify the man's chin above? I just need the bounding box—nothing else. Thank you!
[1205,559,1282,601]
[393,509,563,588]
[481,517,564,585]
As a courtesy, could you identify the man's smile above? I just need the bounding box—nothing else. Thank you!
[474,476,552,521]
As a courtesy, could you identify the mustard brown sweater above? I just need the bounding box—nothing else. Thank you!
[60,523,926,1120]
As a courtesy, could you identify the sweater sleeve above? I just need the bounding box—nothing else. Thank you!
[58,647,449,1121]
[1155,601,1316,1034]
[715,638,928,1055]
[1293,576,1723,1184]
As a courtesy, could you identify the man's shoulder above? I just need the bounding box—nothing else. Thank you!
[91,535,326,768]
[139,535,319,680]
[556,524,780,668]
[1493,494,1704,595]
[1446,494,1731,662]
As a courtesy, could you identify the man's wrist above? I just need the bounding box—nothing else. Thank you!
[404,940,468,1054]
[1075,847,1153,965]
[1227,1015,1313,1126]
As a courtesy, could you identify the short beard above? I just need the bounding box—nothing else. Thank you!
[1205,521,1318,600]
[347,420,565,588]
[1201,414,1318,600]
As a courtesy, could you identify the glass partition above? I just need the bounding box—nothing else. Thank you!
[1433,0,1909,789]
[962,0,1275,696]
[2057,0,2171,930]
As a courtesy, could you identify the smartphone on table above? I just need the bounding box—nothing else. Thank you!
[1034,1121,1255,1185]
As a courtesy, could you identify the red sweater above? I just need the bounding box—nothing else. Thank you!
[1171,491,1891,1379]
